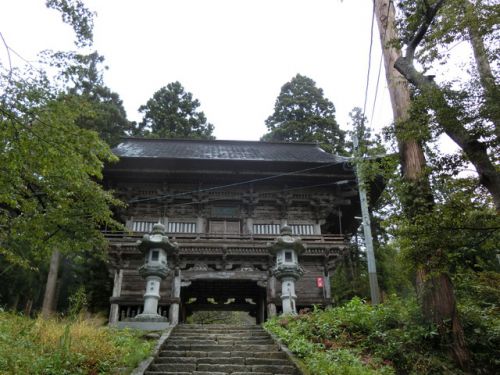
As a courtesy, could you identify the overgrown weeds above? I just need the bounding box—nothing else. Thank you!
[0,311,154,374]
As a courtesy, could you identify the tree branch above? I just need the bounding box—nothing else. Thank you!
[394,57,500,211]
[406,0,446,60]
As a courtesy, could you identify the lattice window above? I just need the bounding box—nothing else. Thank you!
[252,224,280,235]
[167,222,197,233]
[132,221,156,232]
[290,224,315,235]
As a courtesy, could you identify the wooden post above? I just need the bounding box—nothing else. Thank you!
[109,269,123,325]
[323,269,331,301]
[257,295,266,324]
[169,269,181,325]
[267,275,277,317]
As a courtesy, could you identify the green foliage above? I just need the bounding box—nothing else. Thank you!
[265,296,498,374]
[0,70,123,269]
[40,51,133,147]
[67,286,88,320]
[396,0,499,69]
[454,271,500,373]
[262,74,346,154]
[136,81,215,139]
[45,0,95,47]
[0,311,153,374]
[61,52,132,147]
[387,175,499,273]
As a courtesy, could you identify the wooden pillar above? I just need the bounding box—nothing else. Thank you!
[267,275,277,318]
[108,269,123,325]
[246,217,254,235]
[169,269,181,325]
[257,295,266,324]
[196,217,204,233]
[323,268,332,306]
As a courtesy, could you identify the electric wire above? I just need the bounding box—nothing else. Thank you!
[362,0,376,117]
[370,0,393,126]
[0,31,12,80]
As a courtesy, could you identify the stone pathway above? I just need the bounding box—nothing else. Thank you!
[144,324,301,375]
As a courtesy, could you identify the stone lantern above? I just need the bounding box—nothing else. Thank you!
[133,223,178,322]
[269,226,305,315]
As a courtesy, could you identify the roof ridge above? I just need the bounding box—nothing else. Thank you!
[119,137,320,146]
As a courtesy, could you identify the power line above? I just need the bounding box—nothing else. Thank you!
[370,0,392,126]
[0,32,12,80]
[370,54,384,125]
[362,0,376,117]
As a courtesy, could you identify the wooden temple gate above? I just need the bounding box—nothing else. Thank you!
[103,138,377,324]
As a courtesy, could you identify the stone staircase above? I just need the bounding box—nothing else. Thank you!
[144,324,301,375]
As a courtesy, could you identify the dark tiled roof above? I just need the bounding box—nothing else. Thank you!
[113,138,348,164]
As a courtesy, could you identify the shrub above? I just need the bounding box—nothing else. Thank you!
[264,297,473,375]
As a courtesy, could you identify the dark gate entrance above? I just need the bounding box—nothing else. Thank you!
[180,279,267,324]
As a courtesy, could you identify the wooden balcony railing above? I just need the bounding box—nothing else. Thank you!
[102,230,345,244]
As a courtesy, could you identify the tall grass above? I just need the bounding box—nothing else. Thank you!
[0,311,154,375]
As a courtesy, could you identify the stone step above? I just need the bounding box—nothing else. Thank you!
[144,373,284,375]
[163,344,279,352]
[166,339,275,345]
[155,357,292,366]
[170,332,270,337]
[149,363,297,374]
[171,330,268,338]
[159,350,288,359]
[145,324,301,375]
[174,326,263,332]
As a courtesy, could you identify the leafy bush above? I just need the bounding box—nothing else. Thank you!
[264,297,489,375]
[0,311,154,374]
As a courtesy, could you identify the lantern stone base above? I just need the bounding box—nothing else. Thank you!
[116,320,170,331]
[131,313,168,322]
[116,313,169,330]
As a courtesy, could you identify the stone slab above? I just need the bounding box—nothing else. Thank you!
[117,321,170,331]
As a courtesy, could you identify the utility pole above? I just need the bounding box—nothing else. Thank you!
[352,126,380,305]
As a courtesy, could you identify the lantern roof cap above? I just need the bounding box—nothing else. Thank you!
[268,226,306,255]
[136,223,178,254]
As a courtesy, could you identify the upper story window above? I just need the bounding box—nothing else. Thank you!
[211,206,240,218]
[209,220,240,234]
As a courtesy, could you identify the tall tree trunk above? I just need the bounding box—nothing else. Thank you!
[41,249,61,318]
[374,0,471,370]
[465,0,500,139]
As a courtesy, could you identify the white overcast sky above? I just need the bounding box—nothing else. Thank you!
[2,0,395,141]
